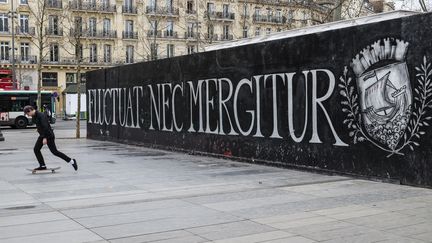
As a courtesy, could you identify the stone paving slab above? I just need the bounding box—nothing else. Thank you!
[0,121,431,242]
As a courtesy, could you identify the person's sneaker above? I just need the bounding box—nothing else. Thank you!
[71,159,78,171]
[34,166,47,171]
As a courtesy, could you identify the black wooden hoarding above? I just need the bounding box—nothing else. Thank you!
[87,12,432,187]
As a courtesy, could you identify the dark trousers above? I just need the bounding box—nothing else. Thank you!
[34,136,71,167]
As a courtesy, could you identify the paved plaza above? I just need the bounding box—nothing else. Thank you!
[0,121,431,243]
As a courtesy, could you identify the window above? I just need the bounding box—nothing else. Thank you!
[89,0,96,8]
[66,73,76,85]
[20,0,28,4]
[19,15,29,33]
[302,10,308,25]
[223,4,229,18]
[76,44,83,61]
[125,0,133,8]
[150,20,157,36]
[242,4,248,17]
[166,21,173,36]
[187,1,194,13]
[223,25,229,40]
[255,27,260,36]
[0,41,9,61]
[187,22,195,38]
[254,7,260,17]
[66,73,85,86]
[125,20,133,32]
[20,42,30,62]
[104,44,111,63]
[90,44,97,63]
[266,28,271,35]
[148,0,156,11]
[74,16,82,34]
[242,26,248,38]
[102,0,110,8]
[103,19,111,35]
[267,8,272,17]
[0,14,9,33]
[207,24,214,39]
[166,0,173,12]
[42,72,58,87]
[150,43,158,60]
[0,0,7,3]
[288,10,294,23]
[276,10,282,23]
[89,17,97,37]
[167,44,174,58]
[187,45,195,55]
[207,2,214,14]
[50,43,59,62]
[48,15,59,35]
[126,45,134,63]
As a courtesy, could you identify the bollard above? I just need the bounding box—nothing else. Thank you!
[0,127,4,141]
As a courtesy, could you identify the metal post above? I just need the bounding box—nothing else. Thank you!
[10,0,16,90]
[0,127,4,142]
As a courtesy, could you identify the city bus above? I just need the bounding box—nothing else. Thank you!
[0,90,56,128]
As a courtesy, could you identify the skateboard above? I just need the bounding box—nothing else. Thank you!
[26,167,61,174]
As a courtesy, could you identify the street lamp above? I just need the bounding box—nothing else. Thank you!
[8,0,17,90]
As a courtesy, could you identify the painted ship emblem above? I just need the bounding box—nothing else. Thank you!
[339,38,432,156]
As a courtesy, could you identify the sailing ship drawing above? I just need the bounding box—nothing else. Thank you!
[348,38,412,149]
[363,70,408,124]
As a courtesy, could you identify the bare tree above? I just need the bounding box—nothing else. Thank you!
[26,0,51,110]
[61,2,88,138]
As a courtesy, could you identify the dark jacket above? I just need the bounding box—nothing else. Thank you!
[32,111,54,138]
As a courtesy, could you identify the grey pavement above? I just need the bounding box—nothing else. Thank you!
[0,120,431,243]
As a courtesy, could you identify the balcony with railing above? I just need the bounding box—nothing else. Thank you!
[122,5,137,14]
[46,27,63,36]
[69,1,116,13]
[204,11,235,21]
[15,26,36,36]
[148,30,179,39]
[205,33,218,41]
[42,56,115,66]
[18,55,38,64]
[99,30,117,38]
[184,31,196,39]
[146,6,179,17]
[162,30,178,39]
[147,30,161,38]
[69,29,117,39]
[0,55,38,64]
[186,9,196,14]
[46,0,63,9]
[252,14,286,24]
[220,34,233,41]
[122,31,138,39]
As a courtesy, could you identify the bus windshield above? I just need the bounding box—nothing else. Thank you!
[0,69,13,90]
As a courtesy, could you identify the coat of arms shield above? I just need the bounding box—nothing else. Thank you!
[356,62,412,149]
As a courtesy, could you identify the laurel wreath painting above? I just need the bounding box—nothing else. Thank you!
[339,56,432,157]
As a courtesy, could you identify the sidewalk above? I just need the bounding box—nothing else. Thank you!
[0,121,431,243]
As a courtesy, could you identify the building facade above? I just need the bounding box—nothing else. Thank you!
[0,0,368,115]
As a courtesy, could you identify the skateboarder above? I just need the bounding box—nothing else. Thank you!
[23,106,78,171]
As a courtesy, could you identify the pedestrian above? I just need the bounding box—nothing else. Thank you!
[23,105,78,171]
[43,104,53,123]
